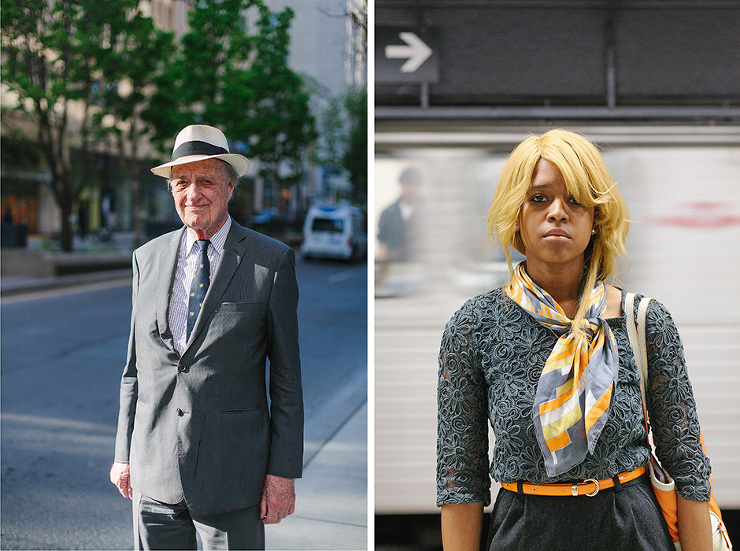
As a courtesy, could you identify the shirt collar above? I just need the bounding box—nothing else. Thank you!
[185,216,232,255]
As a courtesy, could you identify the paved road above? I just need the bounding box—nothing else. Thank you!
[1,257,367,550]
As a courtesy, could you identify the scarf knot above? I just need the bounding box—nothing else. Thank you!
[506,263,619,476]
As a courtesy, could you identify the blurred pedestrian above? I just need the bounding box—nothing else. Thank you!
[2,206,13,225]
[78,203,88,240]
[437,129,712,551]
[111,124,303,550]
[377,166,422,262]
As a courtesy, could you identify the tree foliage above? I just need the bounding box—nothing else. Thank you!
[343,86,367,204]
[2,0,325,248]
[2,0,87,251]
[235,4,316,191]
[311,87,367,204]
[1,0,172,250]
[85,1,174,247]
[146,0,316,203]
[144,0,258,146]
[313,94,347,171]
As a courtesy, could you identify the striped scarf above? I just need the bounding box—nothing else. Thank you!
[507,263,619,477]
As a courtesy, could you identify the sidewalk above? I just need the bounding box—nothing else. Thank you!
[266,401,368,550]
[1,232,134,297]
[1,269,132,297]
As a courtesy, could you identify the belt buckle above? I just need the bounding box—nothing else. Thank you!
[584,478,600,497]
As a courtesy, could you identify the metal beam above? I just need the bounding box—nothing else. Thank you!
[375,125,740,149]
[378,1,740,9]
[375,105,740,121]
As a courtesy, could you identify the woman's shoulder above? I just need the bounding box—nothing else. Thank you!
[445,287,515,330]
[615,286,676,326]
[455,286,506,312]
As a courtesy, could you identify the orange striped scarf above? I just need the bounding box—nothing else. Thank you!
[507,263,619,476]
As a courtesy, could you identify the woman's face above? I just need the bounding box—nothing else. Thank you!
[518,158,595,271]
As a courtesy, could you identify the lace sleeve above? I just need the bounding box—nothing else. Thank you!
[436,303,491,506]
[644,299,712,501]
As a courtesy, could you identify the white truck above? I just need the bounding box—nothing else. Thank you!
[301,203,367,261]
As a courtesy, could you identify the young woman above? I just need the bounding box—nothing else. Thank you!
[436,129,712,551]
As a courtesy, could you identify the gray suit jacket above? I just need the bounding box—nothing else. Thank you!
[114,222,303,515]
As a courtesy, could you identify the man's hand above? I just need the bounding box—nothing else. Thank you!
[259,474,295,524]
[110,462,132,499]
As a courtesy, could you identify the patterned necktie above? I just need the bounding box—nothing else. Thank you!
[187,239,210,341]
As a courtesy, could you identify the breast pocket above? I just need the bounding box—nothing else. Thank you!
[209,302,267,344]
[216,302,263,314]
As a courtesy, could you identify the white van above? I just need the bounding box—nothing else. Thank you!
[301,203,367,261]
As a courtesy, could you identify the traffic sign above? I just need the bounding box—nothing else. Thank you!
[376,27,439,83]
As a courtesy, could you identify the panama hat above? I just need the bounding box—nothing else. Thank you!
[151,124,251,178]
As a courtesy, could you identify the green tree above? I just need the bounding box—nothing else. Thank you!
[145,0,316,219]
[144,0,257,147]
[312,94,347,179]
[2,0,90,251]
[308,1,367,204]
[343,86,367,204]
[88,1,174,247]
[1,0,171,250]
[311,88,367,204]
[232,4,316,214]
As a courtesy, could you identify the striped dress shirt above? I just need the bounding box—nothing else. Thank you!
[169,217,232,355]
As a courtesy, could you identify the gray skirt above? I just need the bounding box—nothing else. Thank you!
[487,474,674,551]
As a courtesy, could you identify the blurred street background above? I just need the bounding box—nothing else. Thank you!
[2,0,367,260]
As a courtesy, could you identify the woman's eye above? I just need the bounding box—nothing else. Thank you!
[530,194,547,203]
[569,196,582,206]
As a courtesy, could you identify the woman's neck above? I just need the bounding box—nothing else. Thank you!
[524,260,584,318]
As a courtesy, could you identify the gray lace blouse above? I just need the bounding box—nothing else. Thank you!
[437,288,711,507]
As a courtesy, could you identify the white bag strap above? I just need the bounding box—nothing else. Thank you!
[625,292,653,420]
[627,293,731,551]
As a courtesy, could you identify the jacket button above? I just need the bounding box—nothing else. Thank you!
[177,408,184,416]
[177,364,188,373]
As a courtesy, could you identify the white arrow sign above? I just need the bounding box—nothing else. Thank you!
[384,32,433,73]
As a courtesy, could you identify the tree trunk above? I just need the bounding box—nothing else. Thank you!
[59,177,74,252]
[131,171,143,248]
[119,133,144,249]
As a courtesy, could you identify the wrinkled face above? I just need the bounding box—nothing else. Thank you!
[170,159,235,240]
[518,158,595,270]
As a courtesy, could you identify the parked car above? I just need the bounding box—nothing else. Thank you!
[301,203,367,261]
[250,207,279,225]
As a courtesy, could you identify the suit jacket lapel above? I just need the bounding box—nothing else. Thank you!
[157,228,185,352]
[184,223,249,351]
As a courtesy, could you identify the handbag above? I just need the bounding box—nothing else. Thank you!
[625,292,733,551]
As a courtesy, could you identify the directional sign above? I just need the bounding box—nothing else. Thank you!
[376,27,439,84]
[385,32,433,73]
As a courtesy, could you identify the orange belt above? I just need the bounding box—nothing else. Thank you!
[501,466,646,498]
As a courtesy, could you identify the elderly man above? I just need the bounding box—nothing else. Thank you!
[110,125,303,550]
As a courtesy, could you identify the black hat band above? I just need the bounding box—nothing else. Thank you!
[172,140,229,161]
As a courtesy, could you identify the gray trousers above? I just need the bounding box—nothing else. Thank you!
[133,491,265,550]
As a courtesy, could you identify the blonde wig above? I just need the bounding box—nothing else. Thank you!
[488,129,630,328]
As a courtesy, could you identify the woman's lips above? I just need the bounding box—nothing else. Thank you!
[543,229,571,240]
